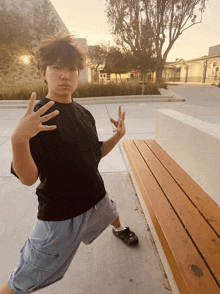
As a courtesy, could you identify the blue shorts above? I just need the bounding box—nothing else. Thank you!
[8,193,118,294]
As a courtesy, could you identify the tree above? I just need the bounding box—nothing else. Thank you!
[0,43,32,64]
[0,1,33,64]
[32,0,66,43]
[0,1,32,46]
[105,0,208,80]
[104,47,133,82]
[87,43,109,83]
[0,0,66,64]
[105,0,156,82]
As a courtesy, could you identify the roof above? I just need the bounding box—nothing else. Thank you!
[166,54,220,67]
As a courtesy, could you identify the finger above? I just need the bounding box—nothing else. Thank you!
[37,101,55,117]
[118,118,123,127]
[110,118,116,124]
[122,111,126,120]
[26,92,36,115]
[41,110,59,123]
[118,105,122,118]
[40,125,57,132]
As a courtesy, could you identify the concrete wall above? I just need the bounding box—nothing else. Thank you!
[154,109,220,207]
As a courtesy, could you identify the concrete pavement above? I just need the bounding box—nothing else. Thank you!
[0,84,220,294]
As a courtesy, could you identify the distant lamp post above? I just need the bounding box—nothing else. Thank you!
[202,60,208,84]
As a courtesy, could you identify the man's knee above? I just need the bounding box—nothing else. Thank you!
[0,281,15,294]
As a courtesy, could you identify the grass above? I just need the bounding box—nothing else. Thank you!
[0,80,167,100]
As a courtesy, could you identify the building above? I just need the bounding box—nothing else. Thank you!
[75,38,89,83]
[0,0,88,92]
[163,45,220,84]
[89,44,220,85]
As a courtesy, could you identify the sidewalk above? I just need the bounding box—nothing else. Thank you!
[0,84,220,294]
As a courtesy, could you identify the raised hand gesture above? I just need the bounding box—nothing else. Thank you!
[110,105,126,136]
[12,92,59,142]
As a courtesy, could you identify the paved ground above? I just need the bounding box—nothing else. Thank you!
[0,84,220,294]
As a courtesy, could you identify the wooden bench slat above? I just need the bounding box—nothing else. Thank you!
[123,140,220,294]
[134,140,220,286]
[145,139,220,238]
[122,142,189,294]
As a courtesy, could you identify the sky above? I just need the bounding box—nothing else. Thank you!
[50,0,220,62]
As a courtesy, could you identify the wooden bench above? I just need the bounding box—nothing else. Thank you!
[123,139,220,294]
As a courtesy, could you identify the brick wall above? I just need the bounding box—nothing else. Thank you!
[0,61,41,87]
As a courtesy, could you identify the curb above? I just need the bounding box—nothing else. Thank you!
[0,92,185,109]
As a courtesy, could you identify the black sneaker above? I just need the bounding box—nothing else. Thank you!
[112,227,138,246]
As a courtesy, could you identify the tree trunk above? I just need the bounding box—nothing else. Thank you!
[156,57,166,82]
[95,68,99,84]
[140,71,145,95]
[156,68,163,81]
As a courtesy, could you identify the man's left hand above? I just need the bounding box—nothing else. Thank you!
[110,106,126,136]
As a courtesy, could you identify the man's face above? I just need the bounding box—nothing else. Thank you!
[41,64,79,98]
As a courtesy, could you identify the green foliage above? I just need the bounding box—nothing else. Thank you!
[105,0,157,76]
[0,83,47,100]
[154,79,168,89]
[0,81,163,100]
[104,47,133,77]
[87,44,109,70]
[87,43,110,83]
[105,0,208,79]
[0,1,32,46]
[0,0,65,64]
[72,81,161,97]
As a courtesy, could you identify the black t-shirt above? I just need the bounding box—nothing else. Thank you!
[11,98,106,221]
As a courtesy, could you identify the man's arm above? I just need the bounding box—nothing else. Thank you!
[101,105,126,159]
[101,132,124,159]
[11,92,59,186]
[11,138,38,186]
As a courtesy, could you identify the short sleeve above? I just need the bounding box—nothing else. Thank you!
[11,162,19,179]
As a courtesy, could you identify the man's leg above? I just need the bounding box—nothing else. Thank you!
[111,215,121,228]
[0,281,15,294]
[111,215,139,246]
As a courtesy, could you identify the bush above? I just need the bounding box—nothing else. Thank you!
[0,83,48,100]
[73,80,161,97]
[155,78,168,89]
[0,80,162,100]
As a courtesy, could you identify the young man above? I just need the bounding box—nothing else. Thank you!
[0,32,138,294]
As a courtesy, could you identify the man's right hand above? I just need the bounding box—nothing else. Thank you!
[12,92,59,142]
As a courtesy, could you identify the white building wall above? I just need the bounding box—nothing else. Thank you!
[188,63,203,76]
